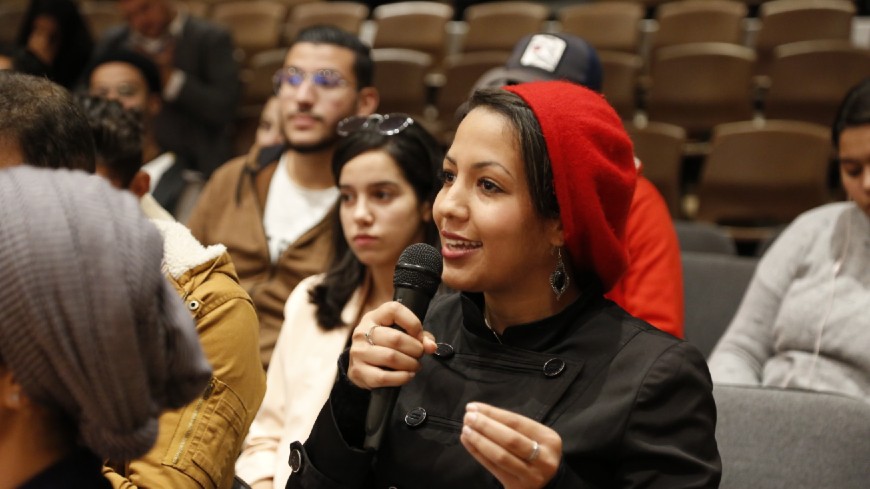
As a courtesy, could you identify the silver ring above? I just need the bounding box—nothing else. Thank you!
[365,324,380,346]
[527,440,540,463]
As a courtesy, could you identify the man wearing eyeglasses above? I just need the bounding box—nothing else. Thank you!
[187,25,379,370]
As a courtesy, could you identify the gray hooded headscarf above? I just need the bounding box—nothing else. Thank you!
[0,166,212,460]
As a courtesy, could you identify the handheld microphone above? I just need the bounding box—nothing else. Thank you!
[363,243,442,451]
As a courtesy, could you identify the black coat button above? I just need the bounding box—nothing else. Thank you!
[543,358,566,377]
[289,447,302,473]
[434,342,454,359]
[404,407,427,427]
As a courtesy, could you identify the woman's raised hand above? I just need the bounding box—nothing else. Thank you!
[461,402,563,489]
[347,301,437,390]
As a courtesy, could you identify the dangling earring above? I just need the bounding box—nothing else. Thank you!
[550,248,570,300]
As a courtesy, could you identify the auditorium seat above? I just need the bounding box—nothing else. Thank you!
[695,119,833,229]
[761,40,870,126]
[753,0,855,75]
[432,50,511,144]
[211,0,288,64]
[682,251,756,358]
[0,3,26,45]
[80,1,125,40]
[625,120,685,216]
[714,384,870,489]
[644,42,756,137]
[674,220,736,254]
[461,1,549,53]
[372,1,453,66]
[650,0,746,51]
[599,50,643,121]
[371,48,433,116]
[284,1,369,41]
[557,2,644,54]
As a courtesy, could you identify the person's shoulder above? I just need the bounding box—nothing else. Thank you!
[796,201,852,223]
[600,299,695,357]
[777,202,851,242]
[205,155,248,185]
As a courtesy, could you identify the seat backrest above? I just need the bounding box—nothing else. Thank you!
[754,0,855,74]
[714,384,870,489]
[371,48,433,115]
[436,51,511,125]
[0,3,26,45]
[211,0,288,59]
[557,2,644,54]
[645,42,756,137]
[599,50,642,121]
[682,251,757,357]
[625,120,685,216]
[285,1,370,40]
[674,220,736,254]
[240,47,287,106]
[80,1,125,40]
[462,1,549,52]
[652,0,747,49]
[372,1,453,62]
[696,119,833,225]
[764,40,870,126]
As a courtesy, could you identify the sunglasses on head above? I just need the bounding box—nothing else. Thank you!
[337,113,415,137]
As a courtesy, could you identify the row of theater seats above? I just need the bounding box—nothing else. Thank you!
[677,223,869,489]
[631,118,835,224]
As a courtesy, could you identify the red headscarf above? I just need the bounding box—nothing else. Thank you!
[503,81,636,291]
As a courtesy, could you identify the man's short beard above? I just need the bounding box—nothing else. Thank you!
[285,133,339,154]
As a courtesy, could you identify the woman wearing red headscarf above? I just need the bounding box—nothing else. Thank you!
[285,81,721,488]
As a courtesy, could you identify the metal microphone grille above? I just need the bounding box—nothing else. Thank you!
[393,243,442,297]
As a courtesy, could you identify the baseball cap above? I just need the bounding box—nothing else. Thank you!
[475,33,603,92]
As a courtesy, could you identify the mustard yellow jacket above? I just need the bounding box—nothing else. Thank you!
[104,214,266,489]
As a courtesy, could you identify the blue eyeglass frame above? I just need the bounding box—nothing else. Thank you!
[337,113,415,137]
[272,67,348,94]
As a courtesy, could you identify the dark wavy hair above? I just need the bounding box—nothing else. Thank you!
[310,117,442,330]
[76,95,144,187]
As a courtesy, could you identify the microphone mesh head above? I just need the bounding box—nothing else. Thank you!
[393,243,442,297]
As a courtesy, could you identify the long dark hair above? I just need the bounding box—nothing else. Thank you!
[832,78,870,149]
[16,0,94,88]
[309,117,442,330]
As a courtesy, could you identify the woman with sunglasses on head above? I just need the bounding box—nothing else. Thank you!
[286,82,721,489]
[235,113,442,489]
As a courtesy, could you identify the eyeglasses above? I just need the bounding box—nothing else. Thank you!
[337,113,415,137]
[272,67,349,94]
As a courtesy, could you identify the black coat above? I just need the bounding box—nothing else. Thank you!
[288,292,721,488]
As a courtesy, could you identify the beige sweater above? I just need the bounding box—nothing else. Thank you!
[235,274,367,488]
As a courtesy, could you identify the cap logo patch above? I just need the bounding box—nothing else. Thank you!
[519,34,567,73]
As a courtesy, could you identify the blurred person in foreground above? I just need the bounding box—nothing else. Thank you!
[76,95,266,489]
[709,79,870,402]
[286,81,720,488]
[475,33,684,338]
[0,166,211,488]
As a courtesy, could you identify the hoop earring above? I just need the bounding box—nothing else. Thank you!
[550,248,570,300]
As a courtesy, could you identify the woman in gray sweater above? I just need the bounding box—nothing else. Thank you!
[709,79,870,402]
